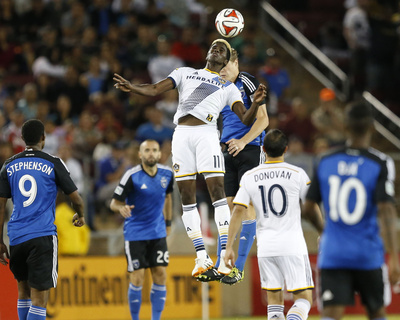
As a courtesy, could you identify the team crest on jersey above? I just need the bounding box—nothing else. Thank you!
[218,77,227,84]
[173,163,180,172]
[206,114,213,122]
[161,176,168,188]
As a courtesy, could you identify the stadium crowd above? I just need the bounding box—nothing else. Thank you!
[0,0,380,232]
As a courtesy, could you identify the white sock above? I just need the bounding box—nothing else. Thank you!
[213,198,230,253]
[182,204,207,258]
[268,304,285,320]
[287,298,311,320]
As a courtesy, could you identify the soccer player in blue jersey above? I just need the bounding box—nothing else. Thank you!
[0,119,85,320]
[114,39,267,279]
[197,48,269,284]
[304,102,400,320]
[110,139,173,320]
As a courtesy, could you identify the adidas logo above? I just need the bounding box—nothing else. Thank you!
[322,289,334,301]
[240,236,247,240]
[141,184,147,189]
[131,299,139,303]
[193,71,198,75]
[271,315,279,319]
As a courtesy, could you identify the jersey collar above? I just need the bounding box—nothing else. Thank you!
[265,160,284,164]
[204,68,220,75]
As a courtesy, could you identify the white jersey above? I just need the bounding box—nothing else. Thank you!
[168,67,243,126]
[233,161,311,257]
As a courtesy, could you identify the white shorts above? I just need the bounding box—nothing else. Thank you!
[171,125,224,181]
[258,255,314,292]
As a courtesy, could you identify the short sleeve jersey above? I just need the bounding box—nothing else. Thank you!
[168,67,243,126]
[307,147,395,270]
[0,149,77,245]
[113,164,174,241]
[221,72,266,146]
[234,161,311,257]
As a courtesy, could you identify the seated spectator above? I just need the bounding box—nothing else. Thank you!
[80,56,107,96]
[135,106,174,146]
[285,135,314,177]
[17,82,39,120]
[32,46,66,79]
[93,129,120,162]
[61,0,90,46]
[128,24,157,73]
[171,26,204,68]
[148,35,185,83]
[95,140,131,213]
[2,109,25,153]
[51,95,73,126]
[258,51,291,115]
[280,97,317,151]
[155,89,179,128]
[42,120,61,155]
[311,88,345,145]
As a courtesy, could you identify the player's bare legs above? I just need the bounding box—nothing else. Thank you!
[17,281,31,320]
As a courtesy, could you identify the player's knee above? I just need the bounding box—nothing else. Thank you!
[367,305,385,319]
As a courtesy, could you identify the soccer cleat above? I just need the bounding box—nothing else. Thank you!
[192,255,214,277]
[220,267,244,285]
[217,254,231,275]
[196,267,224,282]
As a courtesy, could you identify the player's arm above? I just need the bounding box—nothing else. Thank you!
[378,201,400,285]
[224,204,247,268]
[113,73,174,96]
[302,200,324,235]
[68,190,86,227]
[110,198,134,218]
[163,193,172,236]
[227,104,269,156]
[232,84,267,126]
[0,197,9,265]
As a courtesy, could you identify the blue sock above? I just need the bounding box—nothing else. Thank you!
[235,219,256,271]
[215,237,221,268]
[17,299,31,320]
[150,283,166,320]
[128,283,142,320]
[26,306,46,320]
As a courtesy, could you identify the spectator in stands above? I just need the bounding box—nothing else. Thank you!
[88,0,116,38]
[42,120,61,155]
[128,24,158,73]
[93,129,120,162]
[58,144,84,197]
[343,0,370,97]
[258,50,291,115]
[96,108,124,137]
[0,26,17,73]
[0,0,19,35]
[52,95,73,126]
[53,66,89,118]
[171,27,204,68]
[148,35,185,84]
[81,27,100,60]
[81,56,107,96]
[32,46,66,79]
[61,1,90,46]
[95,140,131,213]
[0,141,13,168]
[311,88,345,145]
[280,97,317,151]
[2,109,25,153]
[155,89,179,129]
[285,135,314,177]
[135,106,174,146]
[17,83,39,120]
[71,111,102,159]
[19,0,51,42]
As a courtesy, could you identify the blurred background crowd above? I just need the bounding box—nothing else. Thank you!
[0,0,399,247]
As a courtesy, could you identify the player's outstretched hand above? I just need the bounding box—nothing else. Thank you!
[119,204,135,218]
[227,138,246,157]
[224,247,235,269]
[0,242,9,266]
[254,83,267,104]
[72,213,86,227]
[113,73,133,92]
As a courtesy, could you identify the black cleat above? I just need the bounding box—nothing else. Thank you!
[196,267,224,282]
[220,267,244,285]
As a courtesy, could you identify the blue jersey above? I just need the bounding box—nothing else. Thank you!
[0,149,77,245]
[113,164,174,241]
[220,72,266,146]
[307,147,395,270]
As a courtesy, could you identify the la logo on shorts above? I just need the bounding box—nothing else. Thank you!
[206,114,213,122]
[173,163,180,172]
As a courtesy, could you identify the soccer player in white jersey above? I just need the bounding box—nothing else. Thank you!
[225,129,323,320]
[114,39,267,278]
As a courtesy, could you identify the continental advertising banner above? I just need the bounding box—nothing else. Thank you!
[0,256,221,320]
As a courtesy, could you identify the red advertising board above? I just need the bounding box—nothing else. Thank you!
[251,254,400,317]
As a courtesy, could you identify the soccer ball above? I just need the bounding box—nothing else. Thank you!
[215,8,244,38]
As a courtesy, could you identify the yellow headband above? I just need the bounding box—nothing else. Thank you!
[211,39,232,61]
